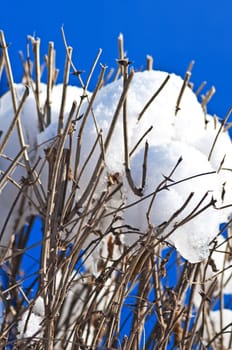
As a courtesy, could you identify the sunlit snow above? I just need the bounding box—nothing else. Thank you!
[1,70,232,263]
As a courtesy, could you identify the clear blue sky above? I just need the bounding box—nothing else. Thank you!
[0,0,232,118]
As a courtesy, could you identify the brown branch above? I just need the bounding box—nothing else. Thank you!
[0,86,29,155]
[175,60,194,115]
[208,106,232,161]
[146,54,153,71]
[195,80,207,97]
[138,74,170,121]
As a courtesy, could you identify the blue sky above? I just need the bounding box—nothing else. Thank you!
[1,0,232,118]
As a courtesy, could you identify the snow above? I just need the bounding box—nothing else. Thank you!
[125,141,223,262]
[1,70,232,263]
[202,309,232,348]
[17,311,43,339]
[17,297,44,340]
[0,83,85,250]
[84,70,232,262]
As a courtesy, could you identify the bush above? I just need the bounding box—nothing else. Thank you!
[1,29,232,349]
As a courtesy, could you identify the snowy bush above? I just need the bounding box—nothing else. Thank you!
[0,30,232,349]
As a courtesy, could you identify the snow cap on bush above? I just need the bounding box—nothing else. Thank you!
[1,70,232,263]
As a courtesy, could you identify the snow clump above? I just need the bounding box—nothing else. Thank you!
[1,70,232,263]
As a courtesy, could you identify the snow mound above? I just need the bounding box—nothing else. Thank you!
[87,70,232,262]
[1,70,232,263]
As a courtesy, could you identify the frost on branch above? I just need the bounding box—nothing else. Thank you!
[1,30,232,349]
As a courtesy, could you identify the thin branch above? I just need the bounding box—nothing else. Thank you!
[28,36,44,132]
[58,46,73,134]
[208,106,232,161]
[141,141,149,190]
[146,55,153,71]
[0,146,28,191]
[0,50,4,81]
[85,48,102,91]
[0,86,29,155]
[61,26,85,88]
[129,125,153,157]
[45,41,55,126]
[195,80,207,97]
[175,60,194,115]
[201,85,216,113]
[73,64,106,184]
[138,74,170,121]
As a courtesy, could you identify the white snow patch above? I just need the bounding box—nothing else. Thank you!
[1,70,232,263]
[17,297,44,340]
[202,309,232,348]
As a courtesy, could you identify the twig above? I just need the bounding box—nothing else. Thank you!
[85,48,102,91]
[61,26,85,88]
[195,80,207,97]
[208,106,232,161]
[73,64,106,185]
[146,55,153,71]
[201,85,216,113]
[0,30,18,112]
[175,60,194,115]
[27,36,44,132]
[45,41,55,126]
[118,33,124,60]
[0,146,27,191]
[0,50,4,81]
[58,46,73,134]
[0,86,29,155]
[141,141,149,189]
[129,125,153,157]
[138,74,170,121]
[122,65,144,197]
